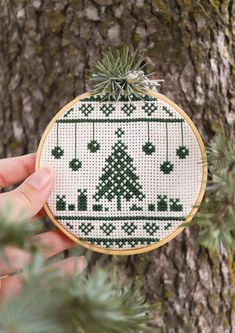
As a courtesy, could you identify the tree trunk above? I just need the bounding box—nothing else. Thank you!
[0,1,234,332]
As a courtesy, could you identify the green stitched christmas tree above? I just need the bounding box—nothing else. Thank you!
[93,138,145,211]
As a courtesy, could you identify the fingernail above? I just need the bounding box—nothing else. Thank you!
[26,167,54,191]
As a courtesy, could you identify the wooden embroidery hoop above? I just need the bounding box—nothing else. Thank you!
[36,90,207,255]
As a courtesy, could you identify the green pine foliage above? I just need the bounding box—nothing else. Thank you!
[0,204,42,253]
[192,132,235,253]
[0,209,150,333]
[89,47,150,101]
[0,267,150,333]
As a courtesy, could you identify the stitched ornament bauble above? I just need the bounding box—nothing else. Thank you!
[36,48,207,255]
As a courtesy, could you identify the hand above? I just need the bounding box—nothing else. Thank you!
[0,154,86,301]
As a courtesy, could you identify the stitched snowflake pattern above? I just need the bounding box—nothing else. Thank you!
[122,103,136,116]
[100,223,116,236]
[100,103,115,117]
[143,222,159,236]
[142,103,157,116]
[79,104,94,117]
[79,222,94,235]
[121,222,137,235]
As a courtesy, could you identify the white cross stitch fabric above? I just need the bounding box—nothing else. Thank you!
[39,93,204,251]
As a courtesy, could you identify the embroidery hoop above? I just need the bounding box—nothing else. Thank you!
[36,90,207,255]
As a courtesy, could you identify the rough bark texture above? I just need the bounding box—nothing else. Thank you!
[0,1,234,332]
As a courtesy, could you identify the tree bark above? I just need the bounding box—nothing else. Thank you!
[0,0,234,332]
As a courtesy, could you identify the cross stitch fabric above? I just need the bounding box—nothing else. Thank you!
[38,93,205,252]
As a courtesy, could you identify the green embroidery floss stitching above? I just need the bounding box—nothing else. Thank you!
[88,122,100,153]
[56,216,185,221]
[162,106,173,117]
[64,107,74,117]
[157,195,168,211]
[93,135,145,211]
[93,204,103,211]
[100,223,116,236]
[57,118,184,124]
[148,204,155,211]
[115,127,125,138]
[66,222,73,230]
[160,122,174,174]
[101,103,115,117]
[79,222,94,236]
[56,195,66,211]
[143,222,159,236]
[142,102,156,116]
[51,122,64,159]
[121,222,137,235]
[164,223,172,230]
[130,204,143,211]
[79,103,94,117]
[92,204,103,212]
[69,122,82,171]
[81,237,160,249]
[176,122,189,159]
[122,103,136,116]
[68,204,75,211]
[77,189,88,211]
[169,198,183,211]
[142,122,155,155]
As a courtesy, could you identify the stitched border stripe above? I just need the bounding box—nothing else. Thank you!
[81,237,160,248]
[56,118,185,124]
[56,216,185,221]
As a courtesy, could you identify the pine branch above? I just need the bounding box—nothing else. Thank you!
[89,46,161,101]
[0,204,42,253]
[0,264,150,333]
[191,132,235,254]
[0,209,150,333]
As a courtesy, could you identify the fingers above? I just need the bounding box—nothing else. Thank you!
[36,207,47,218]
[0,154,35,188]
[0,246,31,276]
[0,166,54,219]
[0,230,75,276]
[34,230,76,259]
[49,255,86,276]
[0,256,86,302]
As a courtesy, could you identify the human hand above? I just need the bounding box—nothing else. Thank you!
[0,154,86,301]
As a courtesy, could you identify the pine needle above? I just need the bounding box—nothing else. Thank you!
[190,131,235,254]
[89,46,151,101]
[0,209,150,333]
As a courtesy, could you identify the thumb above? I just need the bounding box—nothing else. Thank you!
[2,167,54,219]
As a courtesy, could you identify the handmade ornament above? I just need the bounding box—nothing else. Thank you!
[36,48,207,255]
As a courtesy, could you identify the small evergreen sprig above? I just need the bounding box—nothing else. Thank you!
[193,132,235,254]
[0,204,42,253]
[90,46,162,101]
[0,208,150,333]
[0,266,150,333]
